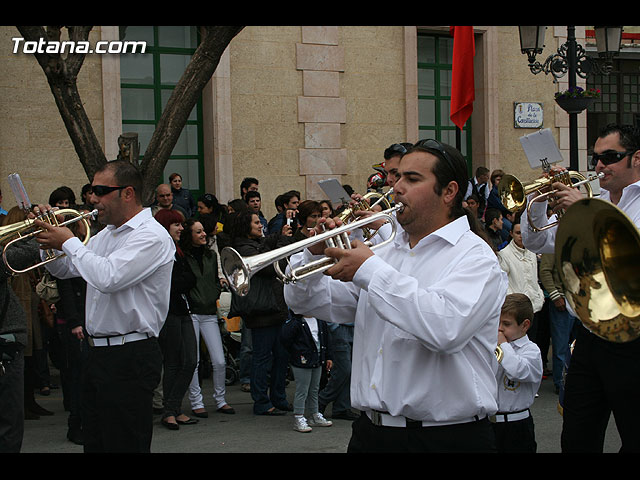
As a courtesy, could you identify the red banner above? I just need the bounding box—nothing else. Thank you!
[450,26,475,130]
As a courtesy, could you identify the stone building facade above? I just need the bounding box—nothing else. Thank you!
[1,25,637,219]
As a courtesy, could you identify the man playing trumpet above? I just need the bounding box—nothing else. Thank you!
[521,124,640,453]
[284,139,508,453]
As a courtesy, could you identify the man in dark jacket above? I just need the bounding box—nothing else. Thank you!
[0,237,40,452]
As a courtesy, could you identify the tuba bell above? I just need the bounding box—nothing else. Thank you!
[555,198,640,343]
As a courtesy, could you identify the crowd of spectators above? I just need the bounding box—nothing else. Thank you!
[0,151,572,450]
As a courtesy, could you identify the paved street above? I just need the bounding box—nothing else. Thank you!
[20,362,622,454]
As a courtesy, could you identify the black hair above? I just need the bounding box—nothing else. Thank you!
[484,208,502,228]
[240,177,259,196]
[245,190,261,201]
[230,209,255,242]
[407,139,469,221]
[96,159,143,204]
[296,200,322,225]
[598,124,640,167]
[383,142,413,160]
[49,186,76,207]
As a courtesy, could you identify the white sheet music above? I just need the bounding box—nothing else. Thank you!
[318,179,352,206]
[7,173,31,210]
[519,129,565,171]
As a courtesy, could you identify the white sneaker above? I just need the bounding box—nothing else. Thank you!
[310,412,333,427]
[293,415,312,432]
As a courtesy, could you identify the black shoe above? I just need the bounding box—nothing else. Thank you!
[274,403,293,412]
[176,416,199,425]
[217,405,236,415]
[25,409,40,420]
[67,428,84,445]
[161,418,180,430]
[258,407,286,416]
[191,409,209,418]
[28,403,54,416]
[331,410,360,421]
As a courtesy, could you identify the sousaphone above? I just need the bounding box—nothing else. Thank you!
[555,198,640,343]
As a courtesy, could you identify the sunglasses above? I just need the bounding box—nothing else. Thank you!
[589,150,636,168]
[415,138,456,172]
[388,143,407,155]
[91,185,128,196]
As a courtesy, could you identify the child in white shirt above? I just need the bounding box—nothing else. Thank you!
[492,293,543,453]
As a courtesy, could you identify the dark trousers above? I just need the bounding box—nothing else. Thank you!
[0,350,24,453]
[492,415,537,453]
[250,324,289,414]
[561,324,640,453]
[82,337,162,453]
[57,324,89,430]
[158,313,197,418]
[318,325,353,414]
[347,412,496,453]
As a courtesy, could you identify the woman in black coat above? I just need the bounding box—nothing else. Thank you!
[228,210,294,415]
[154,208,199,430]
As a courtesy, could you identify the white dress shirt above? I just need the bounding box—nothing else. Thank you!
[284,215,508,425]
[521,179,640,254]
[495,335,543,413]
[43,208,175,338]
[497,240,545,313]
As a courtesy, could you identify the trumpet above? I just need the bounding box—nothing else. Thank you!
[1,208,97,275]
[498,170,604,232]
[337,189,393,240]
[221,203,404,296]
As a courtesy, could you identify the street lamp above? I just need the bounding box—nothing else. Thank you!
[518,26,623,171]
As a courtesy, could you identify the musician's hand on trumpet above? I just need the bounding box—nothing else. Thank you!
[32,203,75,251]
[323,239,373,282]
[547,181,584,214]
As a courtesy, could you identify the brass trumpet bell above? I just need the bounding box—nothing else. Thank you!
[555,198,640,343]
[1,208,97,274]
[498,171,603,232]
[337,191,392,240]
[498,171,596,214]
[221,203,403,296]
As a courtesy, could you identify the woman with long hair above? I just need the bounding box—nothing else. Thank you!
[154,209,199,430]
[229,210,294,415]
[180,218,234,417]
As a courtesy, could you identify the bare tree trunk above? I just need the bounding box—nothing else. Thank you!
[17,25,244,204]
[139,26,244,205]
[17,26,108,179]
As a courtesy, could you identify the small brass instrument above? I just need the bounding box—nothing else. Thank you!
[3,171,96,275]
[337,189,393,240]
[498,171,604,232]
[221,203,403,296]
[555,198,640,343]
[1,208,97,274]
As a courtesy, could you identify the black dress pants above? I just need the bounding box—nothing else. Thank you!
[561,324,640,453]
[347,412,496,453]
[82,337,162,453]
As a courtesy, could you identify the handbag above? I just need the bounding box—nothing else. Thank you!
[230,274,280,318]
[35,271,60,304]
